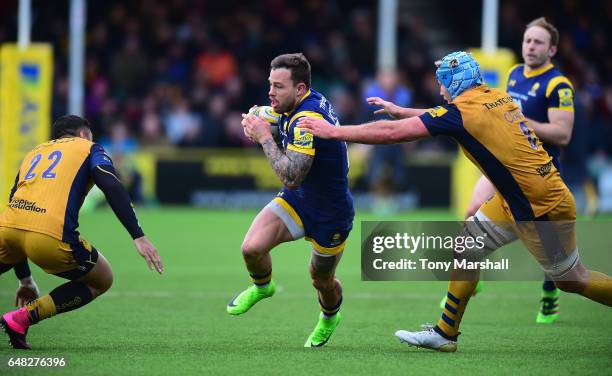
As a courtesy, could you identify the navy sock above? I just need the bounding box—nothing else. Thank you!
[542,280,556,292]
[49,281,94,314]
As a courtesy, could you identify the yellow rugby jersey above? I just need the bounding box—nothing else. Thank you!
[0,137,113,243]
[419,85,570,220]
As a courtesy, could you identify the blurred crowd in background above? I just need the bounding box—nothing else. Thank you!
[0,0,610,208]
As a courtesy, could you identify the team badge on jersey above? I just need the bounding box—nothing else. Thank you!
[427,106,448,118]
[528,82,540,97]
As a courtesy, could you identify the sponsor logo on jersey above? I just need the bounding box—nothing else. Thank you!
[503,108,525,124]
[558,88,574,109]
[293,128,314,148]
[8,198,47,213]
[330,232,342,246]
[536,161,553,177]
[482,96,514,110]
[427,106,448,118]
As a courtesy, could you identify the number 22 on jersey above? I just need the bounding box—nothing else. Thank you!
[24,151,63,180]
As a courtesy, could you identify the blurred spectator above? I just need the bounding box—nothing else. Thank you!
[140,105,168,146]
[361,69,412,214]
[163,43,191,87]
[99,120,138,156]
[85,76,109,122]
[348,9,375,77]
[111,36,149,98]
[195,41,238,88]
[330,86,358,125]
[99,120,144,204]
[164,99,201,146]
[200,94,227,147]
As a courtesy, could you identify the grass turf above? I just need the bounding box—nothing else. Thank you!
[0,208,610,375]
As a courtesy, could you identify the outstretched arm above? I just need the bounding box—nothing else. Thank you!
[242,114,313,189]
[297,116,431,145]
[93,165,144,239]
[92,164,164,274]
[367,97,428,119]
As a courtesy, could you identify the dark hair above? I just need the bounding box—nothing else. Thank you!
[51,115,91,139]
[270,53,311,87]
[526,17,559,47]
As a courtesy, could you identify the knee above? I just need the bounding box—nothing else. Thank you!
[554,279,587,294]
[552,262,589,294]
[89,269,113,298]
[241,239,265,261]
[101,272,113,293]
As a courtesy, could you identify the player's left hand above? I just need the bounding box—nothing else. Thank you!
[367,96,403,118]
[15,278,40,307]
[242,113,272,144]
[134,236,164,274]
[297,117,336,139]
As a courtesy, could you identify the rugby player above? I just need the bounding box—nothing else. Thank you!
[230,53,354,347]
[436,17,575,323]
[0,115,163,349]
[298,51,612,352]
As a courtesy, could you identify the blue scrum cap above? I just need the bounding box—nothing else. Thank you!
[435,51,483,99]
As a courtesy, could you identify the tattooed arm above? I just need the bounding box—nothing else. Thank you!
[260,138,313,188]
[243,114,314,188]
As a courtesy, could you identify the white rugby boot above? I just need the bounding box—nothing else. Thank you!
[394,324,457,352]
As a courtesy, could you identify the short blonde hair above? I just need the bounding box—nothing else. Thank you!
[526,17,559,47]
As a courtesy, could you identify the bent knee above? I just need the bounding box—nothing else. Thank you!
[101,272,114,293]
[241,239,268,260]
[90,273,113,297]
[85,266,114,297]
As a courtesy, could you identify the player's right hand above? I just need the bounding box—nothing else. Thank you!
[242,113,272,144]
[367,96,402,118]
[15,278,40,307]
[134,236,164,274]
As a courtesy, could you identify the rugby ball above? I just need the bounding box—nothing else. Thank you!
[249,105,281,141]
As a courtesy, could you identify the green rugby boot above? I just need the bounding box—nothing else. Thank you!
[304,312,342,348]
[536,288,560,324]
[227,280,276,315]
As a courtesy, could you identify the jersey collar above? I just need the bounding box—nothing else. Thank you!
[299,88,311,104]
[453,84,488,104]
[523,63,554,78]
